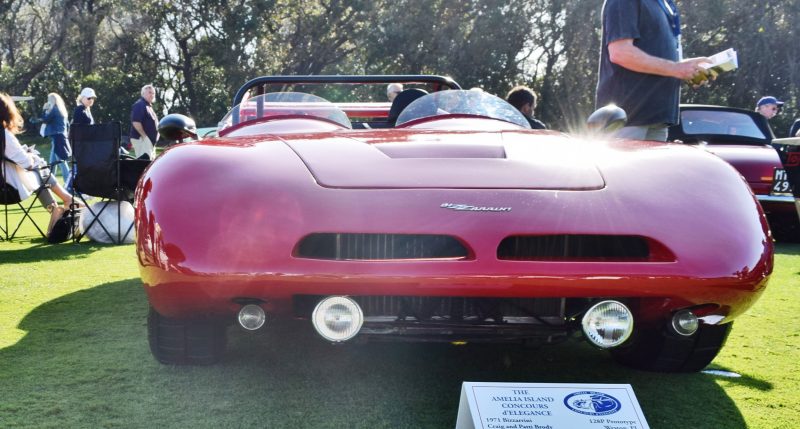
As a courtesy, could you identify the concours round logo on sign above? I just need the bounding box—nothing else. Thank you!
[563,391,622,416]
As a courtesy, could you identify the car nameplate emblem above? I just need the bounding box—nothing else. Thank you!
[440,203,511,212]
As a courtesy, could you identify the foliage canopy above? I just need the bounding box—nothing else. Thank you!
[1,0,798,133]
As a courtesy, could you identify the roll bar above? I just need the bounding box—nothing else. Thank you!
[231,75,461,107]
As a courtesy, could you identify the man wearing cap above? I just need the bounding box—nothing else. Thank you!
[755,96,783,121]
[72,87,96,125]
[130,84,158,159]
[596,0,712,141]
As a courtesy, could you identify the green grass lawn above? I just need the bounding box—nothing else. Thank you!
[1,207,799,428]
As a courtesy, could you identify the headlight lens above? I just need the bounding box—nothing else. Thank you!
[238,304,267,331]
[312,296,363,342]
[581,300,634,348]
[671,309,699,336]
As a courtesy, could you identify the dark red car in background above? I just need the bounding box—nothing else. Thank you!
[669,105,798,241]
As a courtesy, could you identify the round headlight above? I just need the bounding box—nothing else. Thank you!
[671,309,699,336]
[238,304,266,331]
[312,296,363,342]
[581,300,634,348]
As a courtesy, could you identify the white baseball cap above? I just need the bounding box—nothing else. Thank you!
[80,87,97,99]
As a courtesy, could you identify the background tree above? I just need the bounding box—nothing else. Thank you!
[0,0,798,135]
[683,0,800,134]
[363,0,533,95]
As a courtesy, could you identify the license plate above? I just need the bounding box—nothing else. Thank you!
[771,168,793,195]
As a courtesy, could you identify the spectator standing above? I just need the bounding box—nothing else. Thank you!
[506,85,547,129]
[595,0,711,141]
[40,93,71,184]
[130,84,158,159]
[72,87,96,125]
[755,96,783,121]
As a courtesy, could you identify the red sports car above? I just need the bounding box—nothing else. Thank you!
[135,76,772,372]
[668,105,798,240]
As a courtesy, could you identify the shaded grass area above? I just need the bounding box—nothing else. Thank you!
[1,212,799,428]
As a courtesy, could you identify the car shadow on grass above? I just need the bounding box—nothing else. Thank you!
[701,364,773,391]
[0,279,751,429]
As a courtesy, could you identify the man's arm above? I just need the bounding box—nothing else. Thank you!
[608,39,709,80]
[132,121,149,141]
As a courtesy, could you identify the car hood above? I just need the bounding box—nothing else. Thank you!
[284,131,605,190]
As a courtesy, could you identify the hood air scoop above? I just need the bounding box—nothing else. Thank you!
[285,133,605,190]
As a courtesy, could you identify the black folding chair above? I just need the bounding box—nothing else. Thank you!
[70,122,149,244]
[1,130,51,241]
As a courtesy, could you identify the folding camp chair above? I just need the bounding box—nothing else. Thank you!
[1,130,60,240]
[70,122,149,244]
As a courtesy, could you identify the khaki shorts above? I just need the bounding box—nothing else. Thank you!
[130,137,155,159]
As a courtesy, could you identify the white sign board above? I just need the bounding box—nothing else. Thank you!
[456,382,649,429]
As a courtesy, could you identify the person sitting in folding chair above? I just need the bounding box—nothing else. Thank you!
[1,93,75,235]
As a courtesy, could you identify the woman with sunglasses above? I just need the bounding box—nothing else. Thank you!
[73,87,97,125]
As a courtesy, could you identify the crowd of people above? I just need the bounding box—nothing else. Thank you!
[1,85,160,233]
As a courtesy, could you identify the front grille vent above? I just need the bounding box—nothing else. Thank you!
[293,295,565,323]
[498,234,651,260]
[296,233,469,260]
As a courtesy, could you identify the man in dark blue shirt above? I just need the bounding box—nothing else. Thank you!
[130,84,159,159]
[596,0,711,141]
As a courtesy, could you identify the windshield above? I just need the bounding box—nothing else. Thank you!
[680,110,766,140]
[218,92,352,130]
[396,90,531,128]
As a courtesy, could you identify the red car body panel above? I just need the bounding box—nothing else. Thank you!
[135,116,772,326]
[704,144,779,193]
[703,144,793,215]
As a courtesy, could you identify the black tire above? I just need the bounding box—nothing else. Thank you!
[148,307,227,365]
[769,214,800,243]
[610,322,733,372]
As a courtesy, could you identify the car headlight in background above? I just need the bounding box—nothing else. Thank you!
[312,296,364,342]
[581,300,634,348]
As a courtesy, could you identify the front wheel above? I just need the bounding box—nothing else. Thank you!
[610,322,732,372]
[147,307,227,365]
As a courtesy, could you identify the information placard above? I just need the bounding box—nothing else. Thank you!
[456,382,649,429]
